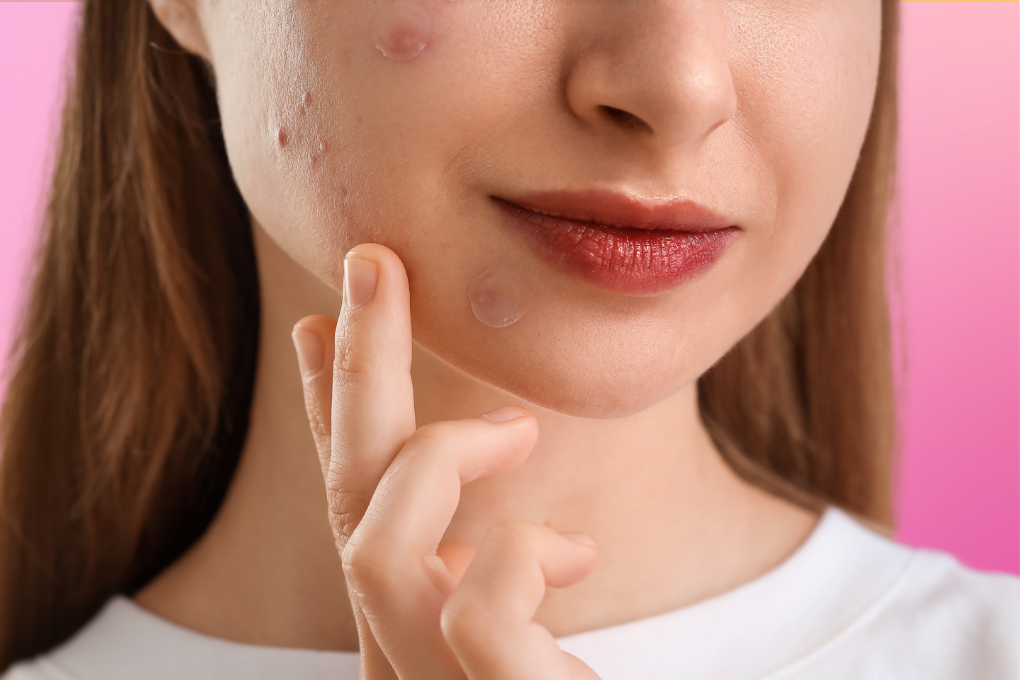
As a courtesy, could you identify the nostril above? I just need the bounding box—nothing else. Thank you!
[601,106,652,133]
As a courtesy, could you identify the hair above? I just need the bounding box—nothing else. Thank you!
[0,0,899,670]
[699,1,899,527]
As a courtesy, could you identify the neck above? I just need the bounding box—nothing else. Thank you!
[136,224,818,650]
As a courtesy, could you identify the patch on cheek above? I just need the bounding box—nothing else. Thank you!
[469,269,527,329]
[371,1,435,61]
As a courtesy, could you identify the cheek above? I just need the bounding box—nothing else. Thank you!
[210,5,357,287]
[213,0,455,290]
[729,2,882,295]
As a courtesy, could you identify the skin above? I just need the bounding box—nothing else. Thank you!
[137,0,883,676]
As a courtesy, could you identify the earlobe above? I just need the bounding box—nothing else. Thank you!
[148,0,212,60]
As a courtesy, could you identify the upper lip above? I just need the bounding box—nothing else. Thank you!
[492,190,733,232]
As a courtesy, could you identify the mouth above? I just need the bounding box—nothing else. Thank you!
[491,191,740,296]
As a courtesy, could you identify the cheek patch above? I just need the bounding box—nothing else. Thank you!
[469,269,526,329]
[372,1,432,61]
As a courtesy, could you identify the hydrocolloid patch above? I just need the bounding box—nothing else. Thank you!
[469,269,526,329]
[372,1,432,61]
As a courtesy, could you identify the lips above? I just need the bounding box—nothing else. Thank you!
[492,192,739,296]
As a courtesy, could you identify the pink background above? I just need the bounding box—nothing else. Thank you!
[1,3,1017,574]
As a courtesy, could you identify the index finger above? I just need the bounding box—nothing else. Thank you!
[328,243,417,548]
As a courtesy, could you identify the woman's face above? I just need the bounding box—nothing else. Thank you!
[199,0,881,418]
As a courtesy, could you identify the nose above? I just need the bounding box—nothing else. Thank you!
[564,1,737,150]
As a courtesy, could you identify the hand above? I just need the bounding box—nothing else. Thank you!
[291,244,602,679]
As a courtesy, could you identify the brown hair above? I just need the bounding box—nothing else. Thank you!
[700,0,899,527]
[0,0,898,670]
[0,0,260,669]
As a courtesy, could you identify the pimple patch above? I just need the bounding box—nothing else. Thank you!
[469,269,526,328]
[372,1,432,61]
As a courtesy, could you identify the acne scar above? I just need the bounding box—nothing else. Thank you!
[277,127,289,148]
[372,1,433,61]
[469,270,526,329]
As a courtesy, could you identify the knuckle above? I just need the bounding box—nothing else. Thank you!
[332,334,364,386]
[299,381,330,436]
[308,412,330,441]
[341,537,395,604]
[325,501,358,546]
[340,539,373,583]
[332,325,384,389]
[324,486,371,546]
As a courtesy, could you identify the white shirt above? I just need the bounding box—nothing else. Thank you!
[5,508,1019,679]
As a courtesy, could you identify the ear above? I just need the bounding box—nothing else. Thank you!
[148,0,212,60]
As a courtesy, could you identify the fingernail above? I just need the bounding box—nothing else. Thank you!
[479,406,529,423]
[292,328,323,377]
[344,257,378,309]
[560,532,597,547]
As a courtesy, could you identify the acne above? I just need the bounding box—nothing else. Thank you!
[309,139,329,166]
[270,86,331,169]
[372,1,434,61]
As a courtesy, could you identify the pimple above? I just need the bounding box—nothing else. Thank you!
[301,90,313,115]
[277,127,289,148]
[372,1,433,61]
[309,139,329,166]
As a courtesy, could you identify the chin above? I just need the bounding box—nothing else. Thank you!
[512,376,682,420]
[415,331,693,421]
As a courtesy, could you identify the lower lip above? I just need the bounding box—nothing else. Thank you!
[493,199,739,296]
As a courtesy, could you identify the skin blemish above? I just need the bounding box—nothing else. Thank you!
[277,127,289,148]
[372,1,432,61]
[301,91,313,115]
[309,139,329,166]
[469,269,526,329]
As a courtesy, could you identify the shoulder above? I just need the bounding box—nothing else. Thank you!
[900,547,1020,619]
[1,659,78,680]
[1,595,360,680]
[879,550,1020,665]
[773,533,1020,680]
[0,597,125,680]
